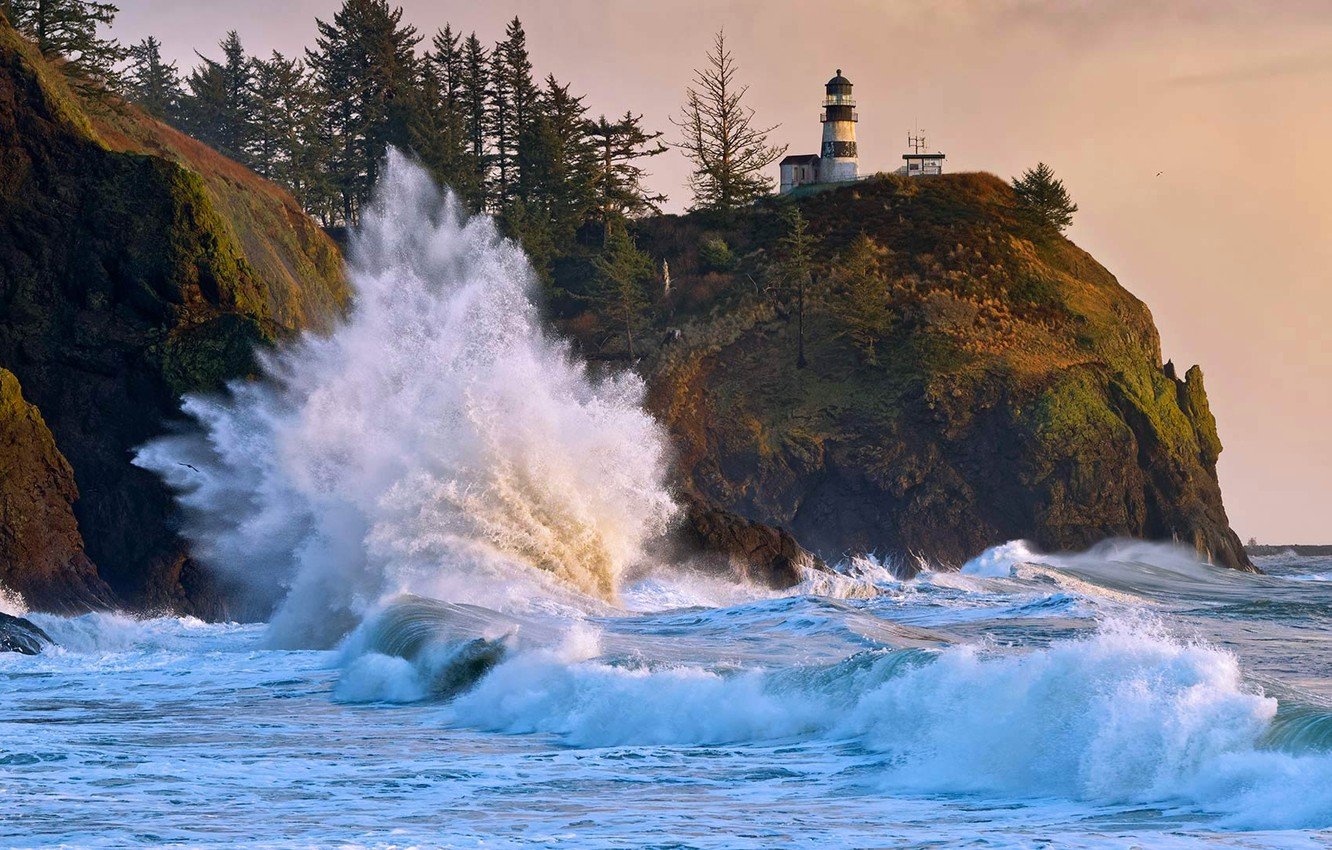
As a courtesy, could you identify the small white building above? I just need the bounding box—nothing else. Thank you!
[897,134,946,177]
[779,154,821,194]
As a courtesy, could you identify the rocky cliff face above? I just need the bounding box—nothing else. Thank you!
[0,17,347,614]
[633,174,1252,571]
[0,368,111,611]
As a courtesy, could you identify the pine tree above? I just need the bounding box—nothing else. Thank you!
[429,24,463,106]
[773,206,818,368]
[522,77,595,242]
[458,33,491,209]
[588,111,667,244]
[247,50,328,213]
[123,35,182,119]
[415,25,481,206]
[180,31,256,165]
[672,30,786,213]
[306,0,421,224]
[1012,162,1078,233]
[178,61,228,155]
[2,0,124,86]
[498,77,595,284]
[503,197,557,286]
[490,16,537,208]
[592,222,654,359]
[829,235,893,364]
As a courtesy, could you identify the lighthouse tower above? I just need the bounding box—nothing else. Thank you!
[819,69,858,183]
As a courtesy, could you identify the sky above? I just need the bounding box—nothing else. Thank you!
[111,0,1332,543]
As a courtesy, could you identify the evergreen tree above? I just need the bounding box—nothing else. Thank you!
[829,235,893,364]
[306,0,421,223]
[592,222,654,359]
[497,77,595,284]
[415,25,481,207]
[248,50,329,212]
[181,31,256,164]
[178,60,229,153]
[520,76,594,244]
[503,197,557,285]
[672,30,786,213]
[123,35,181,119]
[1012,162,1078,233]
[458,33,491,209]
[429,24,463,106]
[588,111,667,244]
[490,16,536,208]
[2,0,124,86]
[773,206,818,368]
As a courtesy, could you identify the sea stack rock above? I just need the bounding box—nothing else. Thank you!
[675,493,820,588]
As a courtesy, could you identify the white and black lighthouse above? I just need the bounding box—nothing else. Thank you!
[779,69,861,194]
[819,70,858,183]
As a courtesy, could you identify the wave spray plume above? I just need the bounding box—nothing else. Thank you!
[135,152,677,647]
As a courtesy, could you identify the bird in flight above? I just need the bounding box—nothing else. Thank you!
[177,462,200,472]
[1156,171,1164,177]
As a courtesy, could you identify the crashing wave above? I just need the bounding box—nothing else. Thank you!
[135,153,677,648]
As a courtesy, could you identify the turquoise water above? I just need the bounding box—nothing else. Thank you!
[4,547,1331,849]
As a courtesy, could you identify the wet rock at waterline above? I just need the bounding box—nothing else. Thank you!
[0,611,53,655]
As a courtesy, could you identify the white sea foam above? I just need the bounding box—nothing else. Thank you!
[961,539,1046,577]
[339,615,1331,830]
[0,583,28,617]
[134,153,676,648]
[1283,572,1332,583]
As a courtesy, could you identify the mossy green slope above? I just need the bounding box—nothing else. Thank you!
[0,15,348,613]
[628,173,1251,571]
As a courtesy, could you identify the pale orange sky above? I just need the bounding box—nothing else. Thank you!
[113,0,1332,543]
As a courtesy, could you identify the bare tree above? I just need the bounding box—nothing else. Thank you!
[672,31,786,214]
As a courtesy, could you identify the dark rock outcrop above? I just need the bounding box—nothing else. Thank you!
[0,610,53,655]
[674,493,818,588]
[0,368,112,611]
[0,16,347,614]
[633,173,1252,571]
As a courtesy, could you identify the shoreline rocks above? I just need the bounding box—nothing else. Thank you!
[0,611,53,655]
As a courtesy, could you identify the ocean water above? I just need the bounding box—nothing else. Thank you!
[4,550,1332,848]
[5,156,1331,848]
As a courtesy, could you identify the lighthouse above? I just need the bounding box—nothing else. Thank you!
[819,69,858,183]
[778,69,862,194]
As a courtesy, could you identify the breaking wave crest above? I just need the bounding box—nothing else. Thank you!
[134,153,676,648]
[337,605,1332,829]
